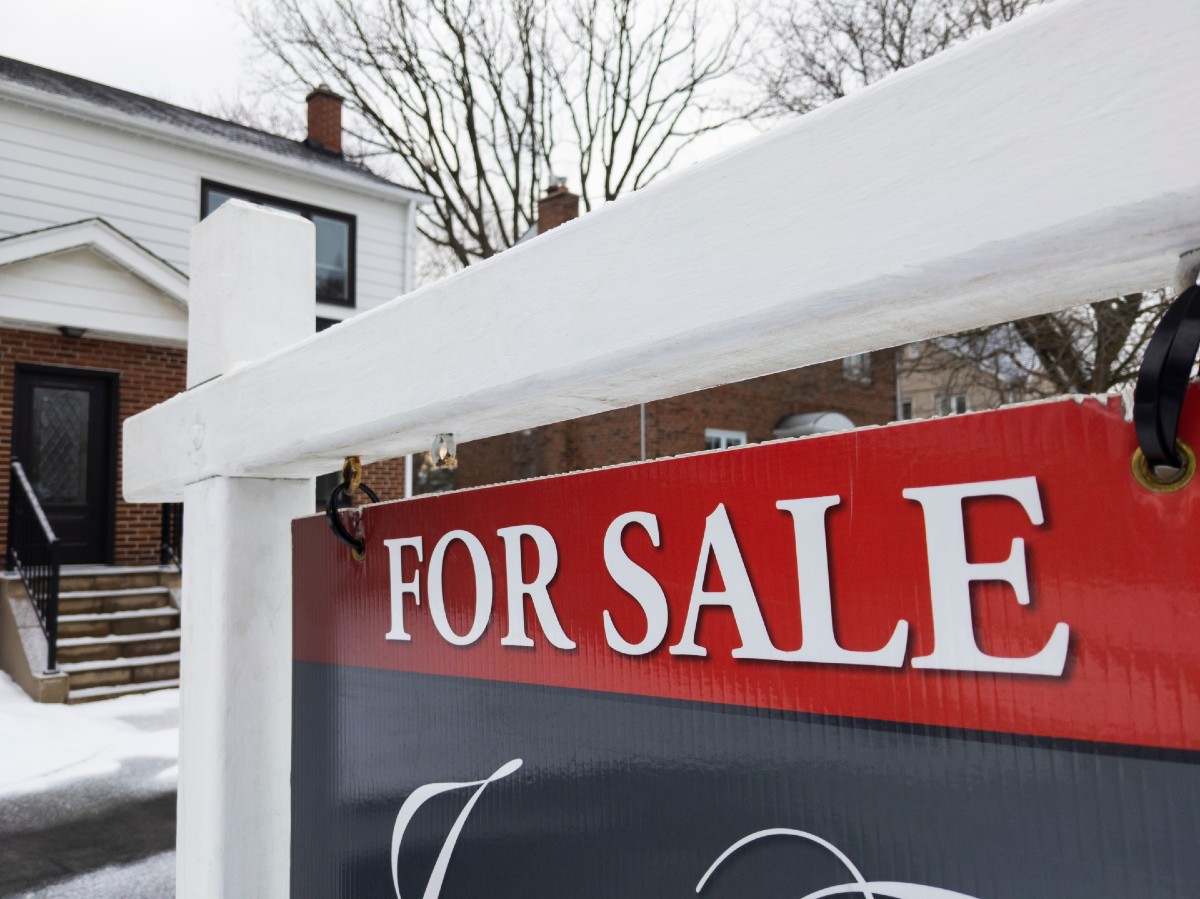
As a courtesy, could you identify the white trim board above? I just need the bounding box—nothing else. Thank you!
[125,0,1200,501]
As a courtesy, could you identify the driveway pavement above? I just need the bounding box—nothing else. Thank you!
[0,675,177,897]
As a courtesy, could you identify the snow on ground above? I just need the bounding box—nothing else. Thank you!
[0,672,178,797]
[0,673,179,895]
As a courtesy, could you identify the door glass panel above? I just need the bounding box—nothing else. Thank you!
[31,386,90,504]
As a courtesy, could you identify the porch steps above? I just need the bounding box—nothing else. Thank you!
[49,568,181,702]
[58,586,173,616]
[67,677,181,705]
[58,606,181,639]
[57,629,182,663]
[59,651,181,691]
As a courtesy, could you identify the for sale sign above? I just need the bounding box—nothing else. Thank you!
[291,390,1200,898]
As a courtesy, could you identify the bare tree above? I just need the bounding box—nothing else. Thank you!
[919,292,1172,398]
[246,0,753,268]
[759,0,1043,114]
[549,0,753,212]
[247,0,551,266]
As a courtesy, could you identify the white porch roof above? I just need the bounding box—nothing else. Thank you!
[0,219,188,346]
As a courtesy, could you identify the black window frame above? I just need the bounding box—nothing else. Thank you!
[200,179,357,308]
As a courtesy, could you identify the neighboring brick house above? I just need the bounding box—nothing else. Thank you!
[454,184,898,489]
[0,56,424,568]
[896,340,1049,421]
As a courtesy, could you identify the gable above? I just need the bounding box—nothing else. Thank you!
[0,241,187,346]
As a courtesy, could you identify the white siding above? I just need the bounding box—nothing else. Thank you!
[0,98,412,315]
[0,247,187,344]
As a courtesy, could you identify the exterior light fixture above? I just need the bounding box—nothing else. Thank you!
[432,433,457,469]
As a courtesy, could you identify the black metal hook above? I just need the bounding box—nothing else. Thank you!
[326,477,380,561]
[1132,284,1200,477]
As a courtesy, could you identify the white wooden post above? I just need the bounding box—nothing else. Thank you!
[176,201,314,899]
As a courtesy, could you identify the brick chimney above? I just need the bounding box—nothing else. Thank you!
[537,177,580,234]
[305,84,344,156]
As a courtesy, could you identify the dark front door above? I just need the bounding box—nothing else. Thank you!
[13,365,117,565]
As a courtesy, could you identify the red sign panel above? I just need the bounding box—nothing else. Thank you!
[295,390,1200,752]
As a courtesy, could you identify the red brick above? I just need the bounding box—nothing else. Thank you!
[456,354,898,489]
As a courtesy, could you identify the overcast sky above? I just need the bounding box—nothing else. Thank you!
[0,0,258,112]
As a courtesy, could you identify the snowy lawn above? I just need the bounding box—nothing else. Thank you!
[0,672,178,797]
[0,673,179,897]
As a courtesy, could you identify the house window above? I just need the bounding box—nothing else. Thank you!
[705,428,747,450]
[936,394,968,416]
[201,180,355,307]
[900,399,913,420]
[843,352,872,383]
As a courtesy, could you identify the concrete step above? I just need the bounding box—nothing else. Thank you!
[55,566,176,594]
[58,586,173,616]
[61,652,181,690]
[66,677,180,704]
[57,629,182,663]
[58,606,180,639]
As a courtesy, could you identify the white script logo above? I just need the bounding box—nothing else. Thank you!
[696,827,982,898]
[392,759,982,899]
[390,759,523,899]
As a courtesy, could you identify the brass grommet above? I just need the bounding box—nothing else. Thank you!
[1131,440,1196,493]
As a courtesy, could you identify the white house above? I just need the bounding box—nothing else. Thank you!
[0,55,424,701]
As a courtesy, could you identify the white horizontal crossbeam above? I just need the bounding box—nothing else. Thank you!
[125,0,1200,501]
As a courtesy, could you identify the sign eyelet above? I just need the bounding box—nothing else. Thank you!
[1131,439,1196,493]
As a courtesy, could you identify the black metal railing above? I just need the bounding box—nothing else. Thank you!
[5,460,60,672]
[160,502,183,569]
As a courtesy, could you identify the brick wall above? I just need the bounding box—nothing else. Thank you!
[456,352,898,489]
[362,457,409,502]
[0,327,186,565]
